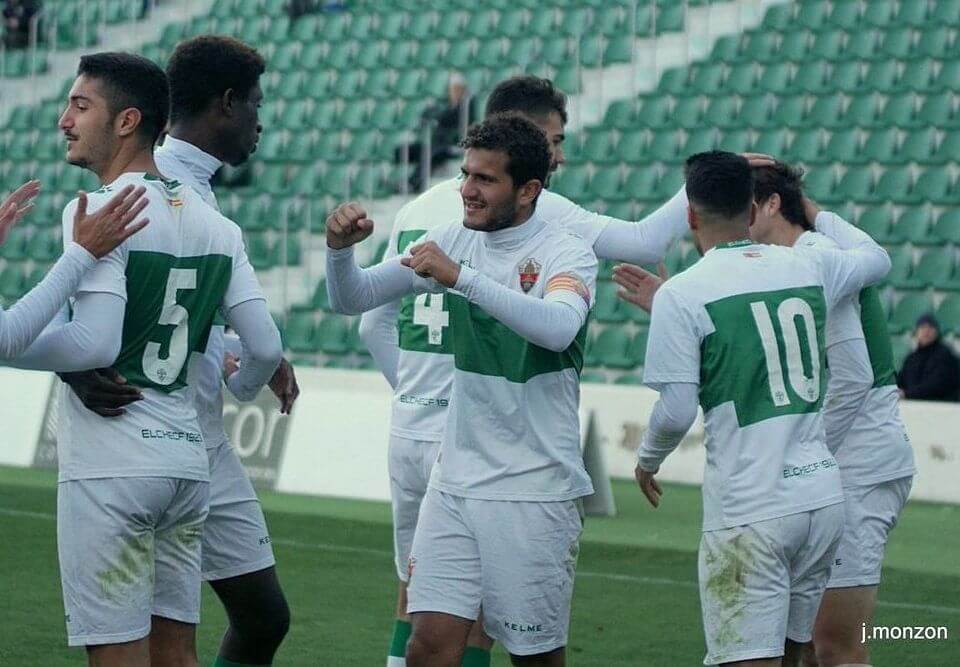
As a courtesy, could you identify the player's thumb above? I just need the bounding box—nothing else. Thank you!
[74,191,88,223]
[356,218,374,234]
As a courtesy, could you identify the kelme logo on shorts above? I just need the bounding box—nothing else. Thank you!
[504,621,543,633]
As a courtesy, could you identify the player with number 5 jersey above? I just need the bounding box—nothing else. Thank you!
[12,53,282,662]
[632,152,891,666]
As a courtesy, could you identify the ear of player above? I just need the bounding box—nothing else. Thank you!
[72,184,151,258]
[325,201,375,250]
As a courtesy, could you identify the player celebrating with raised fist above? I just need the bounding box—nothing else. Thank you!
[326,114,597,667]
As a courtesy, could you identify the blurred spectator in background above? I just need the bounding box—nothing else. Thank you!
[3,0,40,49]
[286,0,345,20]
[898,314,960,401]
[396,71,472,188]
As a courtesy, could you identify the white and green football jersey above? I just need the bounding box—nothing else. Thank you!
[643,239,874,531]
[56,172,263,482]
[798,231,915,486]
[385,177,612,442]
[409,213,597,502]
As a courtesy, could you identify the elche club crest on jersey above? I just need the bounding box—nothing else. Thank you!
[518,258,541,293]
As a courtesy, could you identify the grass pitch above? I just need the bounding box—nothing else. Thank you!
[0,465,956,665]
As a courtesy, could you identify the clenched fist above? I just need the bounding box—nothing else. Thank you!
[401,241,461,288]
[326,201,374,250]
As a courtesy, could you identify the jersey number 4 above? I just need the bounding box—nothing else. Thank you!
[143,268,197,385]
[412,293,449,346]
[750,297,821,406]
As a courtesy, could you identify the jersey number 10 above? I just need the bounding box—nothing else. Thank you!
[750,297,821,406]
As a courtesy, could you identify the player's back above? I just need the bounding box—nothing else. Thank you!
[652,240,844,530]
[57,172,247,483]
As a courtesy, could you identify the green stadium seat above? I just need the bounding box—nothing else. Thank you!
[705,96,741,128]
[917,26,951,59]
[886,245,914,287]
[896,59,936,94]
[591,328,632,368]
[560,7,591,37]
[603,201,636,221]
[285,312,318,353]
[810,29,843,62]
[655,4,685,33]
[840,93,881,128]
[690,63,725,96]
[637,96,673,129]
[911,247,958,289]
[791,60,830,94]
[711,34,739,61]
[895,0,929,27]
[879,94,921,129]
[0,264,24,300]
[771,95,806,126]
[909,169,953,205]
[246,233,275,271]
[657,68,690,96]
[550,165,589,202]
[541,36,570,68]
[751,128,788,157]
[932,210,960,244]
[24,230,61,262]
[786,129,824,163]
[646,130,682,163]
[595,6,625,37]
[845,31,880,61]
[742,32,778,62]
[594,282,626,323]
[918,93,958,129]
[860,128,898,164]
[857,206,895,243]
[824,129,860,163]
[682,129,718,157]
[875,167,913,204]
[623,168,659,202]
[604,34,634,65]
[717,129,750,154]
[804,95,844,128]
[936,295,960,335]
[758,62,792,94]
[0,229,27,261]
[761,3,791,31]
[317,316,351,355]
[929,0,960,25]
[829,1,862,29]
[652,170,684,201]
[796,2,826,30]
[739,96,777,129]
[673,97,703,128]
[864,61,901,95]
[628,328,649,367]
[881,28,915,60]
[828,60,862,93]
[723,63,757,97]
[889,293,935,333]
[895,207,935,245]
[497,9,526,38]
[589,167,624,201]
[580,370,607,384]
[603,100,638,130]
[802,168,837,203]
[778,30,812,62]
[934,61,960,94]
[384,41,416,69]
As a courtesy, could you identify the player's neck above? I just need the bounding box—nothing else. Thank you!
[98,147,161,186]
[167,122,225,163]
[771,220,806,248]
[697,225,751,253]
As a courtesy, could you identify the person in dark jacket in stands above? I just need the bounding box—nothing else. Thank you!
[898,314,960,401]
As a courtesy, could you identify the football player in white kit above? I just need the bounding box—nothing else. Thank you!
[359,75,690,667]
[12,52,282,666]
[623,152,891,666]
[746,163,915,667]
[59,37,296,667]
[329,114,597,666]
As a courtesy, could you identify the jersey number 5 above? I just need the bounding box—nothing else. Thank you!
[143,268,197,385]
[750,297,821,406]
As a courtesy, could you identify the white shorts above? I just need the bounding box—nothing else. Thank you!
[699,503,844,665]
[388,434,440,582]
[202,441,275,581]
[58,477,209,647]
[828,476,912,589]
[407,488,582,657]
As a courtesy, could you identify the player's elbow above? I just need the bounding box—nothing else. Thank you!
[248,324,284,371]
[81,336,121,371]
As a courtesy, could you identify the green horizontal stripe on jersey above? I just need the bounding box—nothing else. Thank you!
[859,286,897,388]
[448,293,586,383]
[115,251,232,393]
[700,286,827,427]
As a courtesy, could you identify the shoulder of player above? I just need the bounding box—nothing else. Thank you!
[398,177,462,230]
[795,230,839,250]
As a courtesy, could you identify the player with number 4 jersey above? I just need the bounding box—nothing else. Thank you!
[630,152,890,666]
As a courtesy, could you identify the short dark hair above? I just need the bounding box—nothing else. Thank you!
[461,113,551,189]
[753,161,811,230]
[684,151,754,222]
[484,76,568,125]
[78,52,169,145]
[166,35,265,123]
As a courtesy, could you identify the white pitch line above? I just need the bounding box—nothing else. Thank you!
[3,507,958,616]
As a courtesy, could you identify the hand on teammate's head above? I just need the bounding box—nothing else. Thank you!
[325,201,374,250]
[72,185,150,258]
[0,179,41,246]
[741,152,777,169]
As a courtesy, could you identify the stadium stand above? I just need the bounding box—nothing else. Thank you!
[1,0,958,381]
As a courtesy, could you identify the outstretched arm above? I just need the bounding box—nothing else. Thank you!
[591,186,689,264]
[810,208,891,303]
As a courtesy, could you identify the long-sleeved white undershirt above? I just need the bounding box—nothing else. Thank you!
[222,298,283,401]
[327,247,587,353]
[0,242,96,360]
[636,382,700,472]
